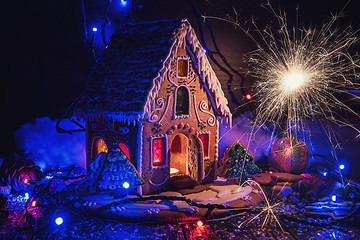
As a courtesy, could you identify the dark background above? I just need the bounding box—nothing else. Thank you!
[4,0,360,156]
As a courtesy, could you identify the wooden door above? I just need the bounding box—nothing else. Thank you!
[187,135,204,183]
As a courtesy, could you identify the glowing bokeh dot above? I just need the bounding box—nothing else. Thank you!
[122,182,130,189]
[197,220,204,227]
[55,217,63,225]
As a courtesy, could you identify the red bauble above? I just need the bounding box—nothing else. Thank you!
[268,135,309,174]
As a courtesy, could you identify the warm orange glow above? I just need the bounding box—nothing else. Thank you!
[24,179,29,184]
[93,138,108,158]
[246,94,252,100]
[197,220,204,227]
[32,201,37,207]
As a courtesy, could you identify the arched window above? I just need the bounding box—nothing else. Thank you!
[92,137,108,159]
[175,86,189,116]
[198,133,209,158]
[117,141,131,161]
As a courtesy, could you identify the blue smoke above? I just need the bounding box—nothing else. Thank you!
[14,117,86,170]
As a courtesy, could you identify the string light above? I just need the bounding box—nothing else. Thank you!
[55,217,64,225]
[246,94,252,100]
[32,201,37,207]
[331,195,337,202]
[122,182,130,189]
[121,0,127,6]
[92,27,98,32]
[197,220,204,227]
[339,164,345,170]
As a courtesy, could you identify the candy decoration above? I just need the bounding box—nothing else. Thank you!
[268,134,309,174]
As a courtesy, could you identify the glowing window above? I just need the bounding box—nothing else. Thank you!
[177,59,189,78]
[118,142,130,161]
[198,133,209,158]
[92,137,108,158]
[176,86,189,116]
[152,137,166,167]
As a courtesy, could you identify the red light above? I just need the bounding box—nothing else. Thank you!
[246,94,252,100]
[32,201,37,207]
[24,179,29,184]
[197,220,204,227]
[152,138,166,166]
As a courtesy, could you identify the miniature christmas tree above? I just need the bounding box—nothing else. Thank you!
[217,142,259,183]
[97,143,144,192]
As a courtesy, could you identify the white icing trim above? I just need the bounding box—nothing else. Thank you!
[193,94,201,124]
[173,86,191,120]
[186,72,197,86]
[166,69,178,88]
[199,100,216,127]
[149,175,169,186]
[149,134,168,169]
[138,122,143,195]
[158,95,171,124]
[148,97,165,123]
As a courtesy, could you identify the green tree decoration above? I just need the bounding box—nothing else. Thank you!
[217,142,259,183]
[97,143,144,191]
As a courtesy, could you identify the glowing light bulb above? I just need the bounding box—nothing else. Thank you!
[331,195,337,201]
[92,27,98,32]
[246,94,252,100]
[122,182,130,189]
[282,69,307,91]
[339,164,345,170]
[197,220,204,227]
[323,172,328,177]
[24,179,29,184]
[32,201,37,207]
[121,0,127,6]
[55,217,63,225]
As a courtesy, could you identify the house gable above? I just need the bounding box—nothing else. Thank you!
[143,19,231,126]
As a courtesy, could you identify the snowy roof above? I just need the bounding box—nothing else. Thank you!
[75,19,231,124]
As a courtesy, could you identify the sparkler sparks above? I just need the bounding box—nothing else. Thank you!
[205,0,360,190]
[236,180,285,232]
[247,4,360,138]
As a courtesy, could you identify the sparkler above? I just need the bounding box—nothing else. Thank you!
[248,5,360,140]
[205,2,360,182]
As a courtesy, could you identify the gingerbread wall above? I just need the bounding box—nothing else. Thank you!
[85,116,140,170]
[141,46,219,194]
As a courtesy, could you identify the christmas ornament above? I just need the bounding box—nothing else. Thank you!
[268,134,309,174]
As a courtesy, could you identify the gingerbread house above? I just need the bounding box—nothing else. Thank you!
[74,18,231,195]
